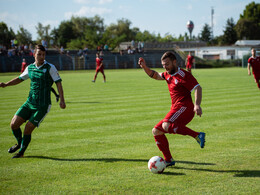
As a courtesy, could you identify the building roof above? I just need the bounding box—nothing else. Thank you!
[235,40,260,46]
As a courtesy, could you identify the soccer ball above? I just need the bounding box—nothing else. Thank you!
[148,156,166,174]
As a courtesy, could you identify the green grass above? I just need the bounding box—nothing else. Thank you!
[0,68,259,194]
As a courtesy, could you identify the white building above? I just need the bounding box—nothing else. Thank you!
[182,46,251,60]
[182,40,260,60]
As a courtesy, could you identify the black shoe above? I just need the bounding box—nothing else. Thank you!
[12,152,24,158]
[8,144,20,153]
[56,95,60,102]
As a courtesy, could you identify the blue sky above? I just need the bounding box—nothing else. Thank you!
[0,0,256,40]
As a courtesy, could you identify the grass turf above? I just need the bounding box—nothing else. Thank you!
[0,68,259,194]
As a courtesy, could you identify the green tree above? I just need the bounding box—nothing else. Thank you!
[36,23,51,44]
[56,20,76,47]
[101,18,138,49]
[199,23,212,43]
[235,19,258,40]
[16,25,32,45]
[222,18,237,45]
[236,1,260,39]
[0,22,15,48]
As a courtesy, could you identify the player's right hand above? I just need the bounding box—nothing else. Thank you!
[138,57,146,68]
[0,83,7,88]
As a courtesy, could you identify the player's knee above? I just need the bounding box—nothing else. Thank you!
[162,122,170,132]
[152,128,164,136]
[24,122,36,134]
[10,117,20,130]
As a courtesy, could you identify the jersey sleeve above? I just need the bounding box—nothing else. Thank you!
[19,66,29,81]
[182,72,199,92]
[248,57,251,64]
[159,72,166,80]
[49,64,62,83]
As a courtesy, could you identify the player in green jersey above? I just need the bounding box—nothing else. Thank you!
[0,45,66,158]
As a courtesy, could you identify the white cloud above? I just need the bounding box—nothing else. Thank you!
[98,0,113,5]
[74,0,92,4]
[74,0,113,5]
[187,4,193,10]
[65,6,112,19]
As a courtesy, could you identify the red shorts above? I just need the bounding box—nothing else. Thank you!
[253,73,260,82]
[96,67,104,74]
[155,104,195,134]
[186,64,192,69]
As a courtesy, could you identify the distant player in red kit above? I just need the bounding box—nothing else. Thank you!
[92,52,106,83]
[185,52,195,73]
[21,58,27,73]
[138,51,205,167]
[248,48,260,90]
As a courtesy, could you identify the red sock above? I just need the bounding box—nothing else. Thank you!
[257,82,260,89]
[154,135,172,161]
[174,125,199,138]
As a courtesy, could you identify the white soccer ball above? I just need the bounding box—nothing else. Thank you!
[148,156,166,174]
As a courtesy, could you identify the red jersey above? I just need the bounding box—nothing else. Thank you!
[248,56,260,75]
[186,55,194,66]
[96,57,103,69]
[160,68,199,107]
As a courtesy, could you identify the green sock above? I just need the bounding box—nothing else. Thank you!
[12,128,22,146]
[19,134,31,154]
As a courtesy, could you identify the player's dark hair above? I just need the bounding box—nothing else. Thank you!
[161,51,176,61]
[35,45,46,52]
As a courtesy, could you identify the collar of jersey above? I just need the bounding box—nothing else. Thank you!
[33,60,47,69]
[170,67,180,76]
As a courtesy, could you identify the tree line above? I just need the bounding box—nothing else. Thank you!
[0,1,259,51]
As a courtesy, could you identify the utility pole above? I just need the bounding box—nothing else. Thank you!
[211,7,214,39]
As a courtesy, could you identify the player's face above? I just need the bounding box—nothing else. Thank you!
[34,49,46,66]
[162,58,177,74]
[251,49,256,56]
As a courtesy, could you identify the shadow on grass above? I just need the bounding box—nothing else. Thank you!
[66,101,101,104]
[26,156,214,166]
[27,156,260,177]
[172,166,260,178]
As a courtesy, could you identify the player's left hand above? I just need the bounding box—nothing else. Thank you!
[194,105,202,117]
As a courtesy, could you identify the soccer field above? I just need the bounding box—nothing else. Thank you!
[0,68,259,194]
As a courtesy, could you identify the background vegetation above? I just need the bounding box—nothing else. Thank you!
[1,1,260,50]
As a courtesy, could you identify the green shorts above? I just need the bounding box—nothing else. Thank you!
[15,102,51,127]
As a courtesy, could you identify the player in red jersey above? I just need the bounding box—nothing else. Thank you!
[248,48,260,90]
[185,51,195,73]
[92,52,106,83]
[138,51,205,167]
[21,58,27,73]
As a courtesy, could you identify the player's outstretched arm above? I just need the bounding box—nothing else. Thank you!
[138,57,163,80]
[194,85,202,117]
[0,77,22,88]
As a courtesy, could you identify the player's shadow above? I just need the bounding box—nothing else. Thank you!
[27,155,148,163]
[27,156,214,166]
[171,166,260,178]
[66,101,101,104]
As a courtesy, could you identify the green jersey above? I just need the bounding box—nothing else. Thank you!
[19,60,62,107]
